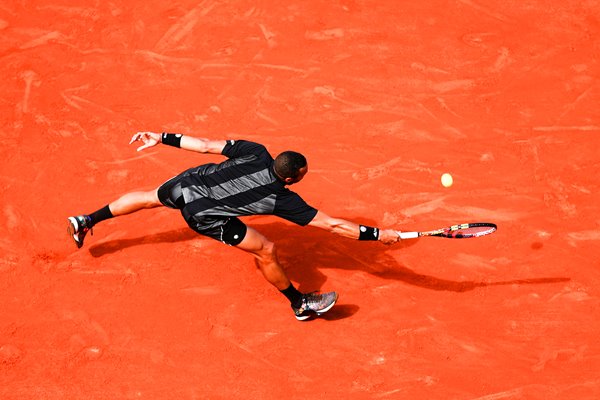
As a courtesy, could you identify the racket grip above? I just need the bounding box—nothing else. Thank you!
[399,231,419,240]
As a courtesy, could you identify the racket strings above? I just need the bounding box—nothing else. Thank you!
[450,225,496,238]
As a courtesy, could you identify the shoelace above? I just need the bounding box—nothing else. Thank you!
[302,292,325,308]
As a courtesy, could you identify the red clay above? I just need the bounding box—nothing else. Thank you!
[1,1,599,399]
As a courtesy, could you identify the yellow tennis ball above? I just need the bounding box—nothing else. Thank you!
[441,173,453,187]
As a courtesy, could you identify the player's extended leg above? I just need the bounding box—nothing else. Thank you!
[67,188,163,249]
[235,226,338,320]
[108,189,162,216]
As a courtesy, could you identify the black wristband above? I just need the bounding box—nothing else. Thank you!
[358,225,379,241]
[161,132,182,148]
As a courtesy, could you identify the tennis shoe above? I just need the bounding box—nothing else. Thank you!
[293,291,338,321]
[67,215,93,249]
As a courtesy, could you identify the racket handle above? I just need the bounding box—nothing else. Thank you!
[399,231,419,240]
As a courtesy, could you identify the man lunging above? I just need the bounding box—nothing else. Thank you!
[68,131,402,320]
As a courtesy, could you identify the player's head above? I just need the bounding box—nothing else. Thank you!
[274,151,308,185]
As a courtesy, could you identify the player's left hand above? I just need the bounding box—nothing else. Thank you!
[130,131,161,151]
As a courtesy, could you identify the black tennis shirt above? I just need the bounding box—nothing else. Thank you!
[179,140,318,226]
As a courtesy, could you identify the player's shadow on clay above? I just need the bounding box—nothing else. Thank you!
[88,228,197,257]
[87,226,362,320]
[88,221,570,294]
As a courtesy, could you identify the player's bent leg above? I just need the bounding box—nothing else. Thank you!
[234,226,338,321]
[235,227,291,291]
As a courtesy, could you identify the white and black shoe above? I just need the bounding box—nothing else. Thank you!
[67,215,93,249]
[293,292,338,321]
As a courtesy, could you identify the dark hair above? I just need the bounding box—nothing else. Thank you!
[274,151,307,179]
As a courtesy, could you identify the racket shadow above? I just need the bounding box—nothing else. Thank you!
[367,272,570,292]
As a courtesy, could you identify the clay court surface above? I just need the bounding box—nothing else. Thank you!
[1,1,600,399]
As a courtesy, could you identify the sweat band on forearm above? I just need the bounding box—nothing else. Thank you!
[161,132,182,148]
[359,225,379,241]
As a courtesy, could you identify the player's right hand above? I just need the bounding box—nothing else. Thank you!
[130,131,161,152]
[379,229,402,244]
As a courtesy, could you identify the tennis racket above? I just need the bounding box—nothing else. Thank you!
[398,222,497,239]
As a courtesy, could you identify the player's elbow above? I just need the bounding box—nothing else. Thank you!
[309,212,349,236]
[329,220,346,235]
[310,216,338,232]
[320,218,349,237]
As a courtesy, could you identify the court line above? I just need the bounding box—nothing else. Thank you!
[533,126,600,132]
[456,0,510,23]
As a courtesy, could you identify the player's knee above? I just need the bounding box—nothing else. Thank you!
[265,240,276,257]
[146,190,162,207]
[258,240,277,264]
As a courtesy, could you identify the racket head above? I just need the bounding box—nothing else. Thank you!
[436,222,497,238]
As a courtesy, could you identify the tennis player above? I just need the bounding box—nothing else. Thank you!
[68,132,402,320]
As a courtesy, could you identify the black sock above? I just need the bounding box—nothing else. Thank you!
[280,284,303,308]
[88,205,113,226]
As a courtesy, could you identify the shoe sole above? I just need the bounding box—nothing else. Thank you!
[295,293,338,321]
[67,217,83,249]
[295,313,312,321]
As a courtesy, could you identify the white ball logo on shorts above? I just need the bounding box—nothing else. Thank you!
[360,226,367,232]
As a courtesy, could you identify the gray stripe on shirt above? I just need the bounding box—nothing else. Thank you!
[190,194,277,218]
[184,167,274,203]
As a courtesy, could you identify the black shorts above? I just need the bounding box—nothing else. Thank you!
[157,171,248,246]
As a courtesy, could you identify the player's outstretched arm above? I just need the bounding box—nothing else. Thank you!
[308,211,401,244]
[130,131,227,154]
